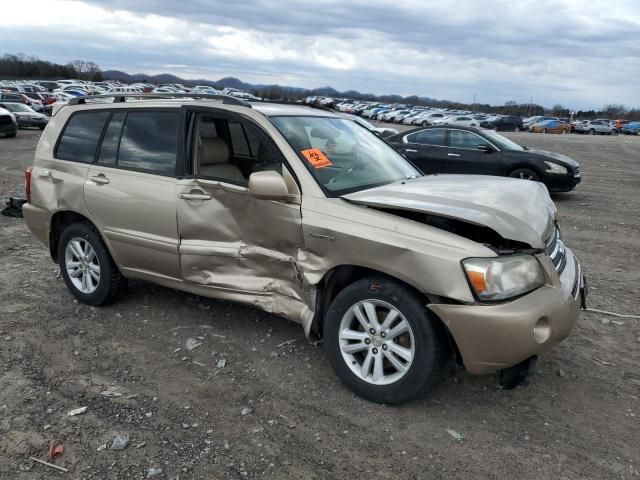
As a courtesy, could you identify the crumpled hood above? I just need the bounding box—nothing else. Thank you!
[343,175,556,249]
[526,148,580,168]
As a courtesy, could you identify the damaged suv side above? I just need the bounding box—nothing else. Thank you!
[23,97,586,404]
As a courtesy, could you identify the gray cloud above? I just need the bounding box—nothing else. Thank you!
[2,0,639,109]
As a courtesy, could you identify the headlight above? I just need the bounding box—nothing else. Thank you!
[462,255,545,301]
[544,161,568,174]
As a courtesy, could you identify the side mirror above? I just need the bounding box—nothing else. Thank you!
[476,144,494,153]
[248,171,291,201]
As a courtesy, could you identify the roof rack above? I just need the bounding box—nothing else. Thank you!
[248,99,335,113]
[67,93,252,107]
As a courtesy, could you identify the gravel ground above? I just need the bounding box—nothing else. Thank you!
[1,128,639,479]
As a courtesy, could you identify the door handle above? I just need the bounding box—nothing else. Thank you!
[447,153,461,157]
[90,174,110,184]
[178,192,212,201]
[405,149,418,153]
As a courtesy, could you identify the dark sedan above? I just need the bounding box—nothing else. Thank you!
[479,115,523,132]
[387,126,581,192]
[0,102,49,129]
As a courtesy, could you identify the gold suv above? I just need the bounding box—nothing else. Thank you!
[23,94,586,403]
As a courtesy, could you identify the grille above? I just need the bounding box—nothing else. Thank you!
[545,227,567,275]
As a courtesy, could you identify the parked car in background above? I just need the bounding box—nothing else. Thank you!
[432,115,480,128]
[479,115,523,132]
[0,106,18,137]
[523,116,558,129]
[0,102,49,129]
[613,119,631,132]
[574,120,617,135]
[621,121,640,135]
[387,126,581,192]
[530,119,571,134]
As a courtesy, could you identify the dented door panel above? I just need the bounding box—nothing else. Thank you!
[176,177,312,324]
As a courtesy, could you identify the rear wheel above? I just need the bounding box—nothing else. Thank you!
[58,222,126,306]
[421,121,428,126]
[325,277,449,404]
[588,129,596,135]
[509,168,539,181]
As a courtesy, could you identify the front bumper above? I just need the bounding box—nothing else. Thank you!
[544,172,581,192]
[0,122,18,135]
[429,247,584,375]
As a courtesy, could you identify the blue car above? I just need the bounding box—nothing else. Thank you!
[621,121,640,135]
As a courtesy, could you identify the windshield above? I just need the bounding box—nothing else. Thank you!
[3,103,33,113]
[482,130,525,151]
[271,116,420,195]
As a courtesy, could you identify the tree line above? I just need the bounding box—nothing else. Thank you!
[0,54,103,81]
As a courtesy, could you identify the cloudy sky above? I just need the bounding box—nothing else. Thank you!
[2,0,639,109]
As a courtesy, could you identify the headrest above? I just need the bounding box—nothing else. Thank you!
[200,137,230,166]
[198,121,218,139]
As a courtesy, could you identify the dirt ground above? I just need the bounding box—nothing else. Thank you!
[1,128,639,480]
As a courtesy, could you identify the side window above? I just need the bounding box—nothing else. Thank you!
[410,129,446,146]
[228,121,251,156]
[97,112,125,166]
[56,111,110,163]
[194,114,284,184]
[118,111,180,175]
[449,130,489,150]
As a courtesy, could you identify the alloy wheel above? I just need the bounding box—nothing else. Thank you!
[338,299,415,385]
[65,237,100,294]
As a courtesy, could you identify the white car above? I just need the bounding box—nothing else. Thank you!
[432,115,480,128]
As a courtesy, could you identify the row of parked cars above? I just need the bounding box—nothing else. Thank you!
[307,97,640,136]
[0,79,267,137]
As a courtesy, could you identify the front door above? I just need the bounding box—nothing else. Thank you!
[175,108,306,315]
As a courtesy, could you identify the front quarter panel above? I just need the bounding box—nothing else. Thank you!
[300,197,496,303]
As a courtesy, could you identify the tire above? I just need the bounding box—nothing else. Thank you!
[561,129,567,134]
[421,121,428,127]
[492,126,498,131]
[588,129,596,135]
[509,168,540,181]
[513,126,520,132]
[324,277,449,404]
[58,222,126,306]
[5,132,17,138]
[611,130,618,136]
[543,129,548,134]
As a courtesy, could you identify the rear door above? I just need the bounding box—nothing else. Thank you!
[445,129,502,175]
[83,109,182,279]
[396,128,448,174]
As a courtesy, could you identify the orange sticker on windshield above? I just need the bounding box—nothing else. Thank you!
[301,148,332,169]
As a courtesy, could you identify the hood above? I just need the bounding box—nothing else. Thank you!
[343,175,556,249]
[525,148,579,168]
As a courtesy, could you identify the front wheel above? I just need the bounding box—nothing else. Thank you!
[588,129,596,135]
[509,168,540,181]
[324,277,449,404]
[58,222,126,306]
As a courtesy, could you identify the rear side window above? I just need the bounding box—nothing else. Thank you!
[56,112,110,163]
[408,129,446,146]
[97,112,126,166]
[117,111,180,175]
